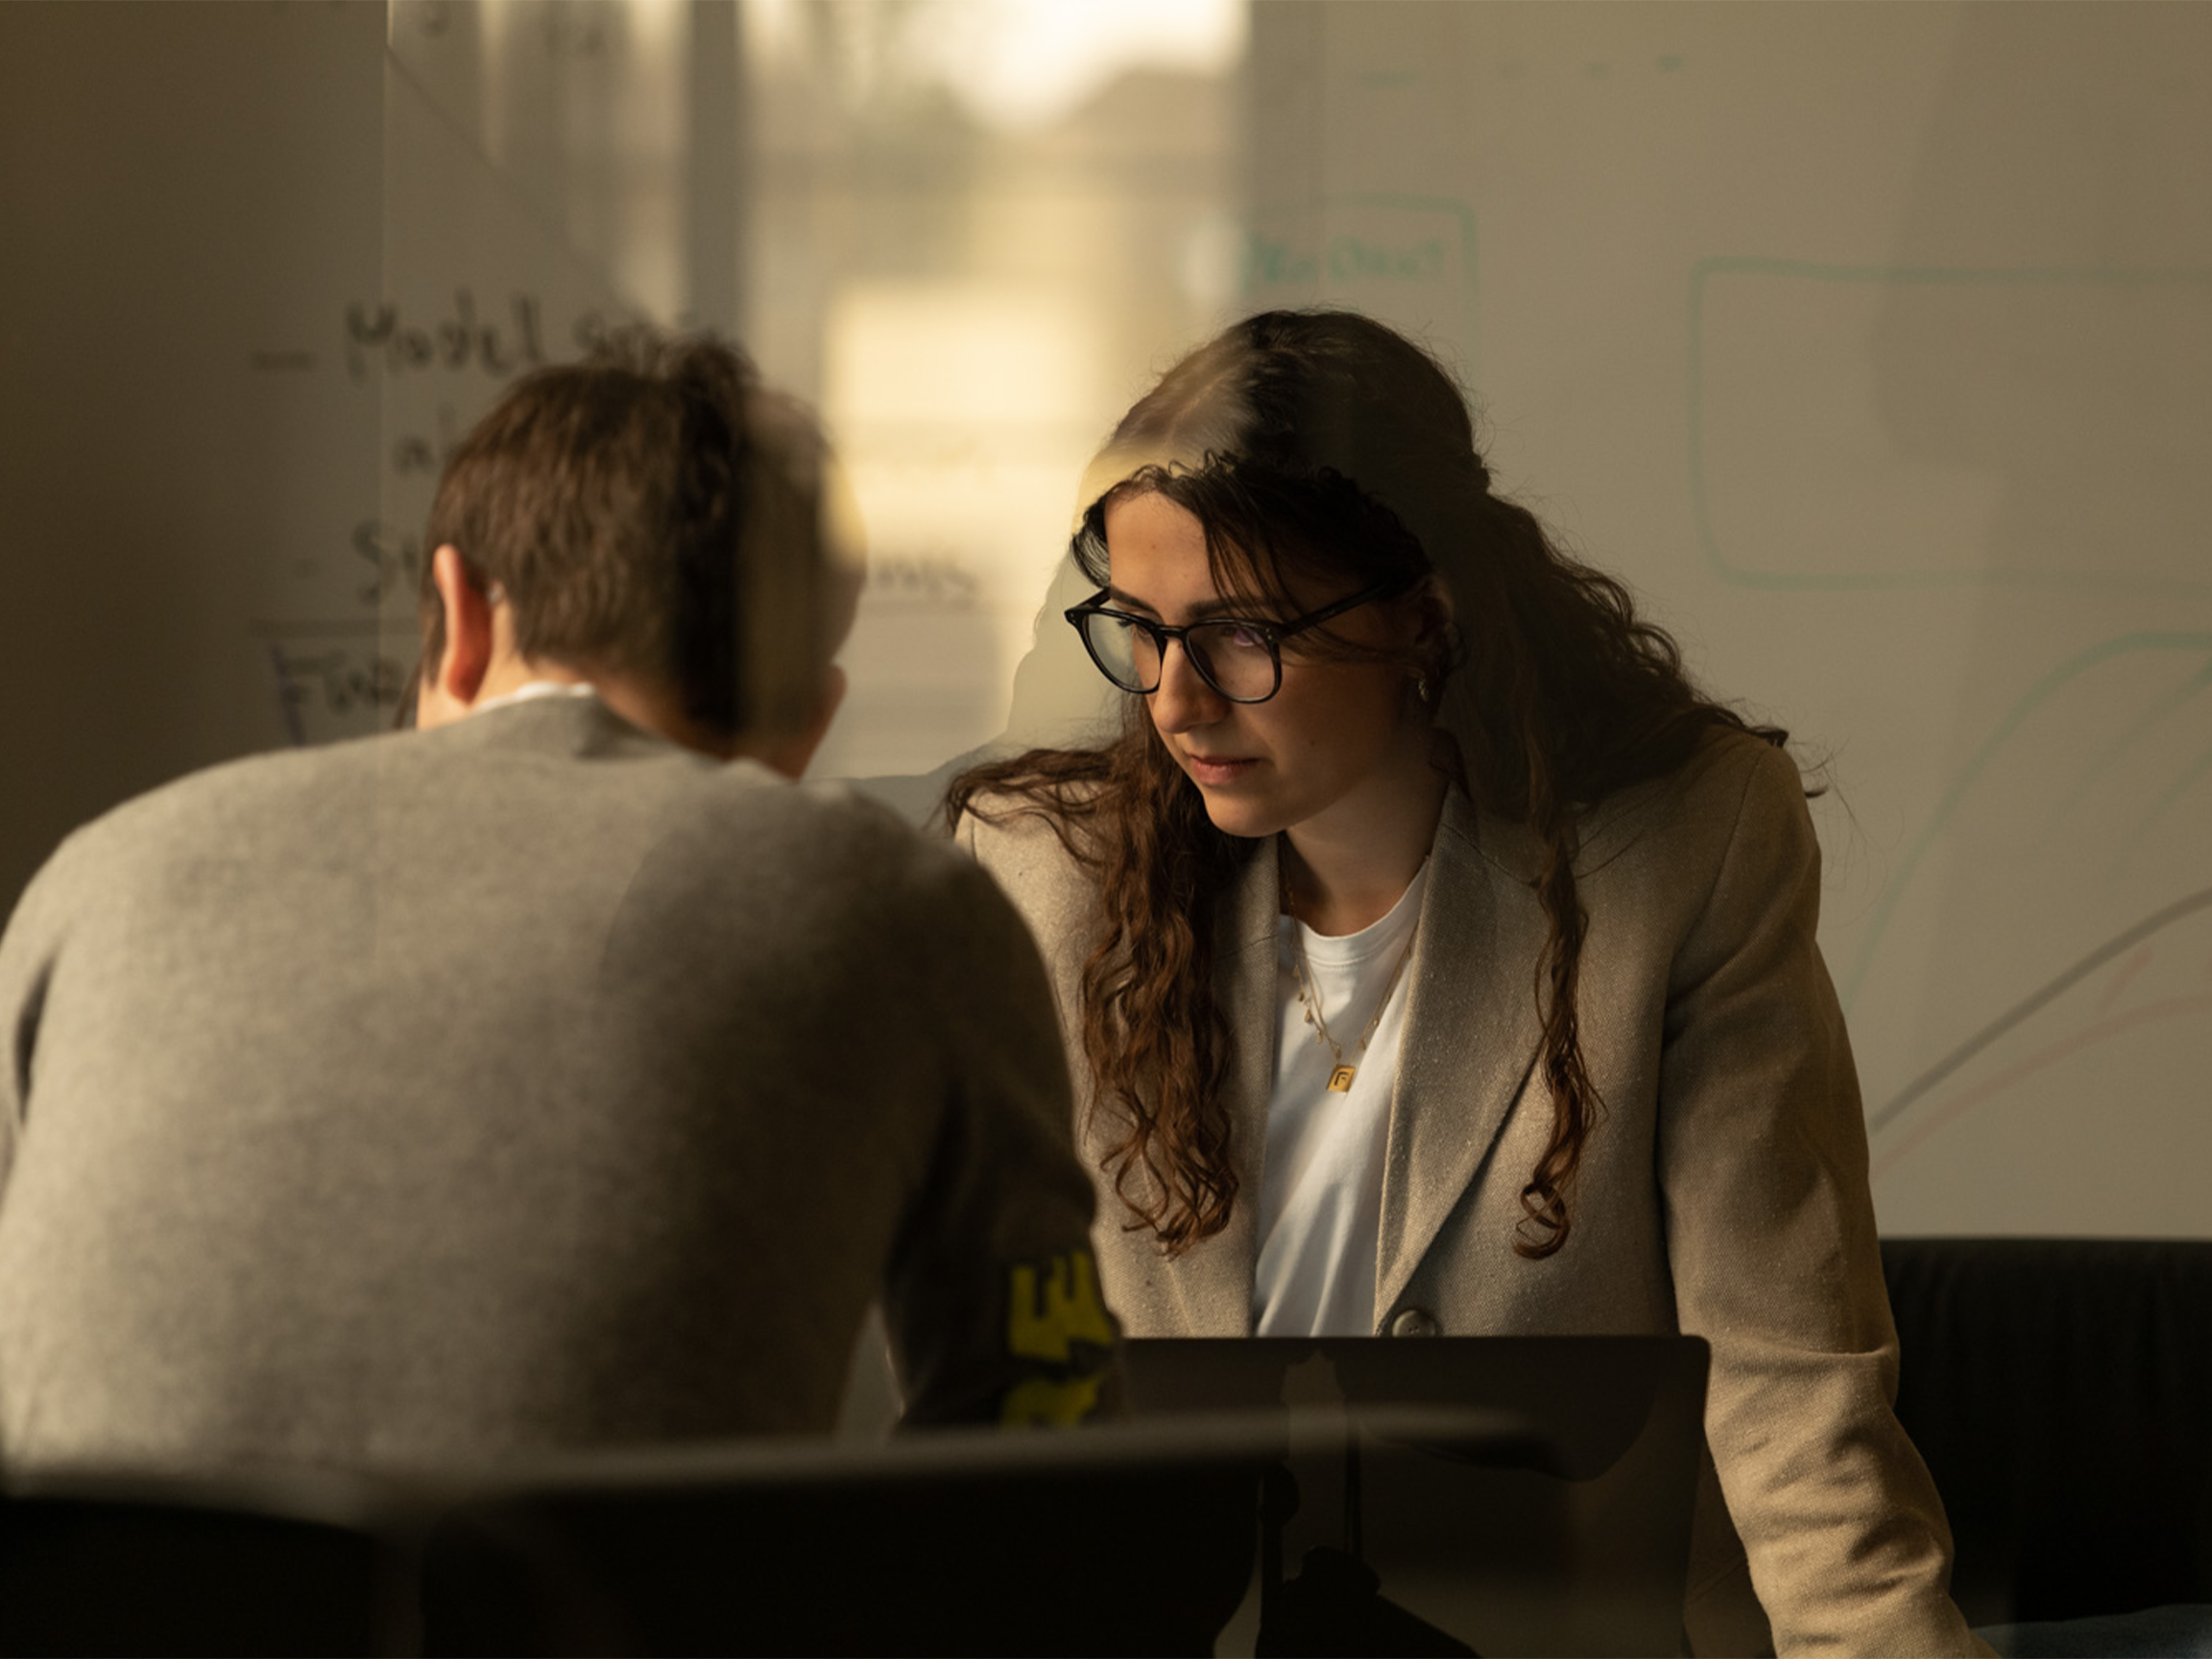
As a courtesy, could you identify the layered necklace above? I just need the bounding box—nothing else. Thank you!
[1281,845,1424,1094]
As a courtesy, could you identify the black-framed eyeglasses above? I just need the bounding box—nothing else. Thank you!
[1064,576,1413,705]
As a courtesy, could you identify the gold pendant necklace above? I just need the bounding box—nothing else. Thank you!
[1283,852,1422,1094]
[1287,927,1419,1090]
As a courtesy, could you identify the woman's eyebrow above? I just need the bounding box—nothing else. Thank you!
[1105,587,1263,621]
[1103,586,1161,616]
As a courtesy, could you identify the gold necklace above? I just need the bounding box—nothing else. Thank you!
[1282,857,1422,1094]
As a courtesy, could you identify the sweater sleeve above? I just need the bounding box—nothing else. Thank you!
[878,845,1123,1428]
[1655,744,1988,1657]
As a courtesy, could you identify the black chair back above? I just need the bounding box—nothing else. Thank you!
[0,1466,421,1657]
[418,1421,1274,1656]
[1882,1236,2212,1624]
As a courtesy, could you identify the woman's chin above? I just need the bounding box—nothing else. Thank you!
[1193,788,1285,843]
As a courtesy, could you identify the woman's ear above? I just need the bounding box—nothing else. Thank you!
[1409,571,1456,657]
[1416,569,1456,621]
[1405,573,1464,722]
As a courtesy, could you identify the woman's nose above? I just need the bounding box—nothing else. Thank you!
[1149,637,1227,733]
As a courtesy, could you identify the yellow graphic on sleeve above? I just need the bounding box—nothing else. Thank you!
[999,1370,1107,1428]
[1000,1249,1116,1427]
[1007,1249,1115,1362]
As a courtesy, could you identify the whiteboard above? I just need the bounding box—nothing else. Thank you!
[1,1,2204,1236]
[1238,3,2212,1238]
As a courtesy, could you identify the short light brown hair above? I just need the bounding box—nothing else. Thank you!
[418,330,846,739]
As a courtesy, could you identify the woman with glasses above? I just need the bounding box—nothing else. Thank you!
[947,310,1984,1655]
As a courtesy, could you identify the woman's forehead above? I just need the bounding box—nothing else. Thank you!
[1103,493,1281,612]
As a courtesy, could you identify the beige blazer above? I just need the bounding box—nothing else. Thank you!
[959,732,1985,1657]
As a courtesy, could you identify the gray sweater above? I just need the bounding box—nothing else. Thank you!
[0,697,1106,1470]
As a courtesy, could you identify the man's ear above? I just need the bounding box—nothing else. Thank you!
[430,544,496,709]
[749,664,849,781]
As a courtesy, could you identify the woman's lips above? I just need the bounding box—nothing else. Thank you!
[1185,754,1260,787]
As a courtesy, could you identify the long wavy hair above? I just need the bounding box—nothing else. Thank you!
[948,309,1788,1261]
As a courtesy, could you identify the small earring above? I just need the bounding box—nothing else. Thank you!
[1413,672,1434,706]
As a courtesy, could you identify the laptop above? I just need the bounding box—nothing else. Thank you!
[1122,1335,1709,1658]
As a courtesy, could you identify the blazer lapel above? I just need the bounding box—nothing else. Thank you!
[1375,790,1553,1324]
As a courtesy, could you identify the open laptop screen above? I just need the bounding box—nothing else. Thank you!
[1123,1335,1709,1658]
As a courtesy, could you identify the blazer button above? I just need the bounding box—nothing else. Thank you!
[1387,1306,1440,1337]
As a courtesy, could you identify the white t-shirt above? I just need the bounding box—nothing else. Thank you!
[1252,863,1428,1337]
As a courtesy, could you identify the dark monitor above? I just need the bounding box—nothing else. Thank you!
[1123,1335,1710,1658]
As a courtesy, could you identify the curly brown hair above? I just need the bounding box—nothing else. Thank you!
[949,310,1788,1261]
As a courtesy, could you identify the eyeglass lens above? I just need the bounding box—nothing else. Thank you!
[1079,613,1278,701]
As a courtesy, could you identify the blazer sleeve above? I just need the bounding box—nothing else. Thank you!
[877,846,1123,1429]
[0,837,80,1205]
[1655,744,1986,1656]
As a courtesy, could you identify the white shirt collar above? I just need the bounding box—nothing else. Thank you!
[469,680,599,718]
